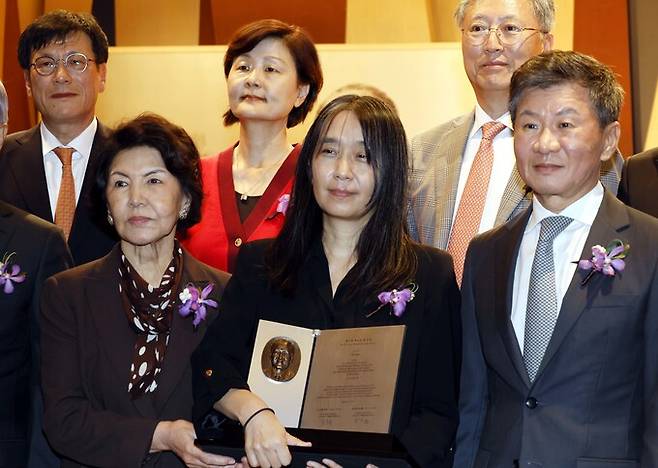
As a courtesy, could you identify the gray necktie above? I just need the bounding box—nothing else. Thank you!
[523,215,573,383]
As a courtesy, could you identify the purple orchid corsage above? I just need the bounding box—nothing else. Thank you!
[576,239,629,285]
[178,282,218,327]
[367,283,418,318]
[0,252,27,294]
[267,194,291,219]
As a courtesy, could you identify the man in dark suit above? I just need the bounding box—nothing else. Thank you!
[455,50,658,468]
[0,80,73,467]
[618,147,658,218]
[0,10,116,266]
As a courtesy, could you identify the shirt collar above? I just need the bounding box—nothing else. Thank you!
[470,103,513,139]
[527,182,604,233]
[40,117,98,159]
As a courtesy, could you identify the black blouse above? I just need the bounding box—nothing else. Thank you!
[192,239,461,467]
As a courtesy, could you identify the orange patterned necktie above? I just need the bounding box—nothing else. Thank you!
[53,146,76,240]
[447,122,506,285]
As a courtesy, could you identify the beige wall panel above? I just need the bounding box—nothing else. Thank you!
[96,43,474,156]
[115,0,200,46]
[644,83,658,150]
[346,0,432,43]
[429,0,459,41]
[553,0,573,51]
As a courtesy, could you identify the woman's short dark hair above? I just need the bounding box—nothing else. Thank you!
[95,113,203,236]
[267,95,417,298]
[18,10,109,70]
[222,19,323,128]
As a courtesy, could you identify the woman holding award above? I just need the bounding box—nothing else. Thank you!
[181,19,323,273]
[192,96,461,468]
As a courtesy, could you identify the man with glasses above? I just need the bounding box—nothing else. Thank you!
[407,0,621,284]
[0,10,116,267]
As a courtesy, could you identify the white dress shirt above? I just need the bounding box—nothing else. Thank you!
[41,118,97,218]
[511,182,604,352]
[451,104,516,235]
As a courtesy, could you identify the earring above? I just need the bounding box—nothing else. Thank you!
[107,211,114,226]
[178,205,189,220]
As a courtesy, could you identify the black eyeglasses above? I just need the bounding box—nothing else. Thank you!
[30,52,96,76]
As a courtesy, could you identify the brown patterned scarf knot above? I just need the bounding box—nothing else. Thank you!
[118,243,183,398]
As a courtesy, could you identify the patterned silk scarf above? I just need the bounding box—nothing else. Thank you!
[118,243,183,398]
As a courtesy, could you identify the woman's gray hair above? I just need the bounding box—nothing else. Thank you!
[454,0,555,32]
[0,81,8,124]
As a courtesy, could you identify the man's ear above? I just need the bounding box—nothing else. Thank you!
[0,124,7,147]
[98,63,107,93]
[542,32,554,52]
[24,70,32,97]
[600,121,621,162]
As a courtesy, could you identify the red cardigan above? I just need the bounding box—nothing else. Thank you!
[182,144,299,272]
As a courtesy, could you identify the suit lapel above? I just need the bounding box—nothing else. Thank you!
[494,209,532,388]
[495,166,530,226]
[0,202,18,254]
[436,112,474,249]
[535,192,630,381]
[9,127,52,221]
[152,252,220,413]
[85,246,150,414]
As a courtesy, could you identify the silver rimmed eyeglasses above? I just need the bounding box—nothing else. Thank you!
[462,24,545,46]
[30,52,96,76]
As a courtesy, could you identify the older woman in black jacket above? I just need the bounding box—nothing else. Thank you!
[41,114,234,468]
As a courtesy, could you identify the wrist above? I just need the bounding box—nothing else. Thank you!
[150,420,173,452]
[242,407,275,429]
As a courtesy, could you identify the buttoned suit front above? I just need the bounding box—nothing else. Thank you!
[407,111,623,248]
[0,124,117,265]
[455,191,658,468]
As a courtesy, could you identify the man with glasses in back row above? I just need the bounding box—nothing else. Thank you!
[0,10,116,267]
[407,0,622,285]
[0,10,117,468]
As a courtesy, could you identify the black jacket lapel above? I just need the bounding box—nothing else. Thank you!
[152,252,221,413]
[494,209,532,389]
[85,246,159,418]
[68,123,111,255]
[10,127,52,221]
[0,202,18,254]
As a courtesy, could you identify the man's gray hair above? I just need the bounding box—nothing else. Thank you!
[0,81,7,124]
[454,0,555,32]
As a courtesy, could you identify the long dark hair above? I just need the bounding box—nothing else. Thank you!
[266,95,417,298]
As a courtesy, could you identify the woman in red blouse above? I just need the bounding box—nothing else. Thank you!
[182,19,323,272]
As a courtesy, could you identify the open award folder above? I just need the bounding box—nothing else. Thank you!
[248,320,406,432]
[197,320,414,467]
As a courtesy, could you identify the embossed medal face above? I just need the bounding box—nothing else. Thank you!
[261,336,301,382]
